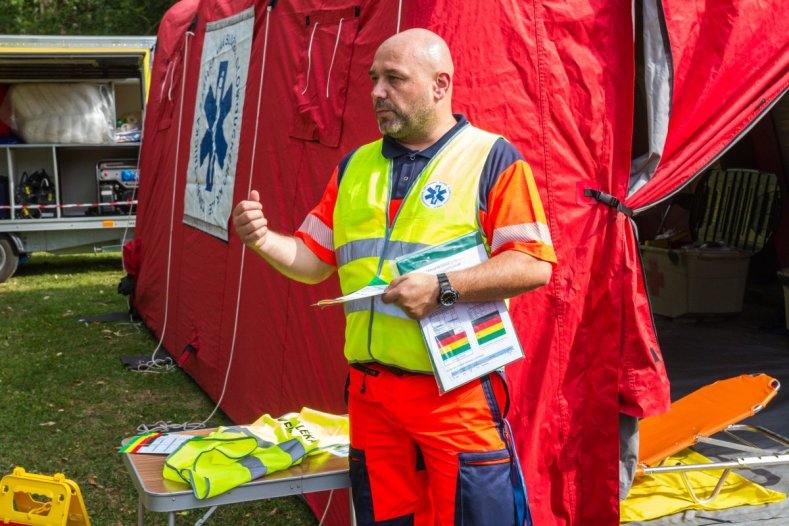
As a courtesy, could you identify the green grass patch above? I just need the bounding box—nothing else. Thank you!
[0,254,318,525]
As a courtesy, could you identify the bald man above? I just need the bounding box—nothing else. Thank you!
[233,28,555,526]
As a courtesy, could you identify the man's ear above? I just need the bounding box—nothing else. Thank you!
[434,71,451,101]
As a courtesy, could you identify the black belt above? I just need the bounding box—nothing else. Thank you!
[350,362,428,377]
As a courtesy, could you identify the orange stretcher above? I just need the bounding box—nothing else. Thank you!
[636,373,789,503]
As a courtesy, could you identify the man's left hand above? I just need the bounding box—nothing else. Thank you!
[382,273,439,320]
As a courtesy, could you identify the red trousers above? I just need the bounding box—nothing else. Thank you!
[347,363,530,526]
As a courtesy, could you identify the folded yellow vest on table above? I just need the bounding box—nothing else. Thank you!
[621,448,786,523]
[162,407,349,499]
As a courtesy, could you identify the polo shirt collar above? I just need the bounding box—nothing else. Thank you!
[381,114,469,160]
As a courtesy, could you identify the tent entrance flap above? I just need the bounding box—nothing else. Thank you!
[627,1,789,213]
[629,0,673,197]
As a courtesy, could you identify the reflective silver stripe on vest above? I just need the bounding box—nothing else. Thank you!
[336,239,429,266]
[490,222,553,252]
[223,426,276,449]
[382,240,431,260]
[278,438,307,463]
[240,456,268,479]
[344,295,412,320]
[298,214,334,252]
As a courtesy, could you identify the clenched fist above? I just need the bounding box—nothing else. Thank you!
[232,190,269,251]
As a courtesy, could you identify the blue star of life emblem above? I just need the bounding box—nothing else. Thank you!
[185,8,252,235]
[199,60,233,192]
[421,181,451,209]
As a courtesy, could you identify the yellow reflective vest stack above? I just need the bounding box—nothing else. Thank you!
[162,408,349,499]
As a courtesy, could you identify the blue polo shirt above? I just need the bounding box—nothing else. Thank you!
[336,115,523,214]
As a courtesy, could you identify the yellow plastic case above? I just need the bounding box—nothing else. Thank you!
[0,467,89,526]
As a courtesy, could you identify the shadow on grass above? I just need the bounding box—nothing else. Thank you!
[14,254,124,278]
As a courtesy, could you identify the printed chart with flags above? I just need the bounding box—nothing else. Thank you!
[472,309,507,345]
[435,327,472,360]
[395,233,523,392]
[435,307,509,361]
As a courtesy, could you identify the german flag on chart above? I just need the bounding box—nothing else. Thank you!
[473,311,506,345]
[435,328,471,360]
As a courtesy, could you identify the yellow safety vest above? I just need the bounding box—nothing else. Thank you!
[334,124,500,372]
[162,408,349,499]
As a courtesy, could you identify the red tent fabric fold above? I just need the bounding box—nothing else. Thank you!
[628,0,789,211]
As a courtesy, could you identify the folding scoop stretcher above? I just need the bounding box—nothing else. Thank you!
[637,373,789,504]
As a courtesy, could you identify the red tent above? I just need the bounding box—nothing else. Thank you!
[131,0,789,524]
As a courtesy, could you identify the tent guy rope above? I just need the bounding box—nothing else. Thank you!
[301,21,318,95]
[326,18,344,98]
[135,29,195,376]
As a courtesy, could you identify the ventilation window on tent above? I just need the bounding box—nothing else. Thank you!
[289,6,361,148]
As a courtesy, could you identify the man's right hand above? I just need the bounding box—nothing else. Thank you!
[232,190,269,252]
[231,190,335,284]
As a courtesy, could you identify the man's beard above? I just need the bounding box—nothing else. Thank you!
[375,99,434,140]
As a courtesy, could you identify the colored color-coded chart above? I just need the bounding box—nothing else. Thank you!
[119,432,194,455]
[436,328,471,360]
[472,311,507,345]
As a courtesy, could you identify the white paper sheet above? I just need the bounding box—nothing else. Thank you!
[313,284,387,306]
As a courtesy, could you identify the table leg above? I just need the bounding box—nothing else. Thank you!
[195,505,218,525]
[349,491,356,526]
[169,511,175,526]
[138,500,144,526]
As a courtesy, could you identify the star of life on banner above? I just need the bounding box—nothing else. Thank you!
[183,8,253,240]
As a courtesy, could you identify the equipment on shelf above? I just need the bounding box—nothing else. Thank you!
[15,169,55,219]
[96,160,139,215]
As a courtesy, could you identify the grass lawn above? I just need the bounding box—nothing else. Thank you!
[0,253,318,525]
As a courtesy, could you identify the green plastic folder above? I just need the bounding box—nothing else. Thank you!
[394,232,485,274]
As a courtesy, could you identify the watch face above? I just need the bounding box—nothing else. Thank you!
[439,289,459,306]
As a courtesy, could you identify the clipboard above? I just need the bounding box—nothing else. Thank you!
[393,232,524,393]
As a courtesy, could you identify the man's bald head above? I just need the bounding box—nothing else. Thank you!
[376,29,454,80]
[369,29,457,147]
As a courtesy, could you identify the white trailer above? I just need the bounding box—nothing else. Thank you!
[0,35,155,282]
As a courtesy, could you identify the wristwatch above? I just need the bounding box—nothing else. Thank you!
[436,273,460,307]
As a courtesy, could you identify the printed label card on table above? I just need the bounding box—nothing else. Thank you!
[119,432,194,455]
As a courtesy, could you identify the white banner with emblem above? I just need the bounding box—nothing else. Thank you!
[183,7,253,240]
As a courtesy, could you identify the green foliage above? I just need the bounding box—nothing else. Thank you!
[0,0,178,36]
[0,254,319,525]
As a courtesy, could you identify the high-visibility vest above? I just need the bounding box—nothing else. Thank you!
[162,408,349,499]
[334,124,500,372]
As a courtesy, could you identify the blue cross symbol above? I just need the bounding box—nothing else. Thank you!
[425,184,448,206]
[199,60,233,192]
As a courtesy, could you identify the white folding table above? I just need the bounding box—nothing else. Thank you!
[121,429,352,525]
